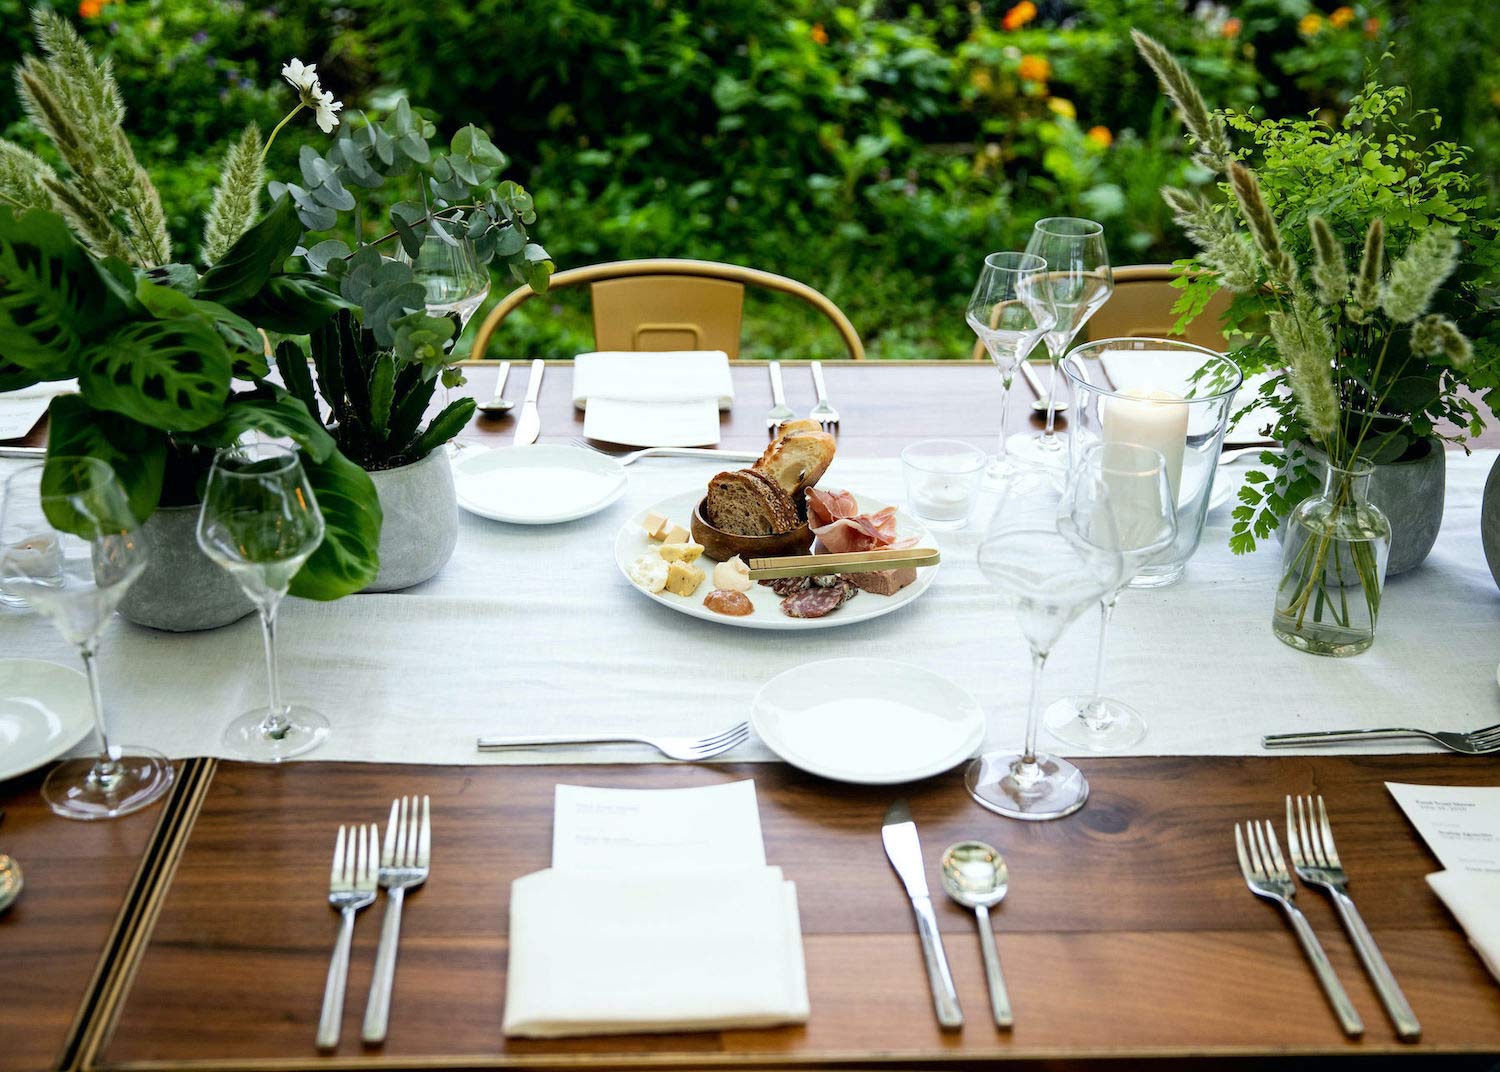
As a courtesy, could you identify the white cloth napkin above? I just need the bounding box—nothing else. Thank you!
[502,866,809,1037]
[572,351,734,410]
[1427,871,1500,984]
[0,380,76,440]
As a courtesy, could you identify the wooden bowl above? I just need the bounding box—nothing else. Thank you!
[691,497,813,562]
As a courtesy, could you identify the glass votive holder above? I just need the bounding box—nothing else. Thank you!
[901,440,987,530]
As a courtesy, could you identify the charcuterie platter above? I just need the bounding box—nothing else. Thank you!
[613,421,938,630]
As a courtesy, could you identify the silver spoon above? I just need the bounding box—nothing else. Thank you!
[475,360,513,416]
[940,840,1013,1029]
[0,811,20,914]
[1019,361,1067,415]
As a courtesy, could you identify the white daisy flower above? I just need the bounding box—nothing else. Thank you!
[281,58,319,95]
[313,87,344,133]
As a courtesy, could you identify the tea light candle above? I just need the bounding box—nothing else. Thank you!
[8,532,61,577]
[1102,388,1188,502]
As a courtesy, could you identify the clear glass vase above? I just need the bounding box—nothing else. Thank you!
[1272,461,1391,657]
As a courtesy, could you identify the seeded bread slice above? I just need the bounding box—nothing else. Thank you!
[706,469,802,536]
[753,429,837,498]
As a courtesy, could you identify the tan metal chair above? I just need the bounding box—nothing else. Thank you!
[470,258,865,361]
[969,263,1230,360]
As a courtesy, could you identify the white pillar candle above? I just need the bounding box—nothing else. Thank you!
[1101,389,1188,504]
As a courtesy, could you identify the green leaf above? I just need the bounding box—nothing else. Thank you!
[1,357,41,392]
[302,239,351,274]
[196,195,303,305]
[195,388,336,463]
[289,449,382,600]
[386,371,437,449]
[274,339,318,415]
[408,396,475,459]
[368,352,395,435]
[81,316,233,432]
[43,393,165,523]
[233,274,344,334]
[391,310,457,365]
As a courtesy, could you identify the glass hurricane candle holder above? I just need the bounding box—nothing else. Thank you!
[1061,338,1242,587]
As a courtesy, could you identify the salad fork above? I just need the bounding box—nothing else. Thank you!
[1287,795,1420,1040]
[766,361,796,435]
[1234,820,1363,1038]
[809,362,840,431]
[362,795,431,1044]
[1262,721,1500,755]
[477,722,750,762]
[317,823,379,1050]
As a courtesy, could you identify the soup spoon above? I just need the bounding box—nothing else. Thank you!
[940,840,1013,1028]
[475,361,514,416]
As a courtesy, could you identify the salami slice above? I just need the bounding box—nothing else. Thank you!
[761,576,811,597]
[781,586,846,619]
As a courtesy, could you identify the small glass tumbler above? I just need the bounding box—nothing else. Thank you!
[902,440,987,530]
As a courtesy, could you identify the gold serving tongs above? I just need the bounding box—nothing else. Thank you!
[747,547,940,581]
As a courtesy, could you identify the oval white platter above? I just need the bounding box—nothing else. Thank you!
[613,487,938,630]
[752,657,985,784]
[0,658,94,783]
[455,444,628,525]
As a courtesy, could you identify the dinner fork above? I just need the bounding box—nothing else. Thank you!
[569,439,761,466]
[476,721,750,762]
[317,823,379,1050]
[1287,795,1420,1041]
[809,362,839,431]
[1262,721,1500,755]
[362,795,431,1044]
[1234,820,1363,1038]
[766,361,796,435]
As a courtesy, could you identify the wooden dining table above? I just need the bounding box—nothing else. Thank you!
[3,360,1498,1072]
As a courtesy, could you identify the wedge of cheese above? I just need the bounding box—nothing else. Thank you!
[664,561,706,597]
[658,541,705,564]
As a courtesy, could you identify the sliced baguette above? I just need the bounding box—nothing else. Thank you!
[706,469,801,536]
[754,429,837,498]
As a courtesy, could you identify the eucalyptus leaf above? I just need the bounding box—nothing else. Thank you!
[302,239,351,274]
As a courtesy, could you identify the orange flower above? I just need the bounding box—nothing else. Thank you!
[1017,54,1050,83]
[1329,6,1356,28]
[809,22,828,46]
[1298,12,1324,36]
[1364,16,1381,37]
[1086,125,1113,149]
[1222,17,1242,38]
[1002,1,1037,31]
[78,0,102,17]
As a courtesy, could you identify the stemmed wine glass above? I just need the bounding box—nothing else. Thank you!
[965,252,1057,488]
[398,225,491,404]
[1044,442,1177,751]
[0,459,174,820]
[1009,218,1114,470]
[966,473,1124,820]
[197,443,328,762]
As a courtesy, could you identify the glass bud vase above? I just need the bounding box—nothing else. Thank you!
[1272,460,1391,656]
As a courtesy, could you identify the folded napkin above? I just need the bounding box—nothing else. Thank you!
[572,351,734,410]
[0,380,76,440]
[503,866,809,1038]
[1427,871,1500,984]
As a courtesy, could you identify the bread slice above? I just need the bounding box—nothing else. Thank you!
[777,418,822,436]
[754,429,837,498]
[706,469,801,536]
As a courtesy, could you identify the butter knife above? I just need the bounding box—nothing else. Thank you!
[882,799,963,1030]
[513,359,544,446]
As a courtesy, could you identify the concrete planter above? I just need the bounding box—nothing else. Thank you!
[1483,455,1500,590]
[1279,438,1446,576]
[118,505,255,632]
[363,449,458,592]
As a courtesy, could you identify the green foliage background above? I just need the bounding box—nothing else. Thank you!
[3,0,1495,360]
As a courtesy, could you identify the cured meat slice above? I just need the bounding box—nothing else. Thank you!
[806,487,860,526]
[781,586,846,619]
[760,576,811,597]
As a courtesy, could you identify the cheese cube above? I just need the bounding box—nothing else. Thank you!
[664,561,706,597]
[658,541,704,564]
[663,524,691,544]
[642,512,671,540]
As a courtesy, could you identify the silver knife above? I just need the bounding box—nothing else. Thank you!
[512,359,544,446]
[882,799,963,1030]
[0,446,46,459]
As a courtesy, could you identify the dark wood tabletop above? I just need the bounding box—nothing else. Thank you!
[91,756,1500,1071]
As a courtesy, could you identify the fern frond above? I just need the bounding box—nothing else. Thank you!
[0,139,58,214]
[201,125,265,265]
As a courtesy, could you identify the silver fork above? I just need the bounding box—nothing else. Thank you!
[362,795,432,1044]
[476,722,750,762]
[317,823,379,1050]
[569,439,760,466]
[808,361,839,431]
[1263,721,1500,755]
[766,361,795,435]
[1287,795,1420,1041]
[1234,820,1363,1038]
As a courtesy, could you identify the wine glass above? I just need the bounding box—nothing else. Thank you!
[0,459,174,820]
[398,226,491,405]
[1009,218,1114,470]
[1044,442,1177,751]
[196,443,328,762]
[965,474,1124,820]
[965,252,1057,489]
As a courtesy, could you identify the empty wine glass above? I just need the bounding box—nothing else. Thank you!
[1010,218,1114,470]
[1044,442,1177,751]
[398,225,491,404]
[0,459,174,820]
[965,252,1057,488]
[197,443,328,762]
[966,476,1124,820]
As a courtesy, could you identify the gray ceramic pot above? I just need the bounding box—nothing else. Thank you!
[118,504,255,632]
[1279,438,1446,576]
[364,449,458,592]
[1483,455,1500,590]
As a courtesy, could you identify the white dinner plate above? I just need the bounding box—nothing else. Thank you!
[0,658,93,782]
[752,658,985,784]
[455,444,628,525]
[614,487,938,630]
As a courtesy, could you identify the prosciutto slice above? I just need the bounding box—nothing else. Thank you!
[806,487,917,554]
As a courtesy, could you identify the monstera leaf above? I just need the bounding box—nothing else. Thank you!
[80,315,233,432]
[289,449,381,600]
[44,393,166,523]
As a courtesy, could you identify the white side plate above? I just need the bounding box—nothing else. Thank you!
[0,659,93,783]
[455,444,628,525]
[752,657,985,784]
